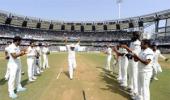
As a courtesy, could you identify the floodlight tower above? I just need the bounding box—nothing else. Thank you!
[116,0,123,19]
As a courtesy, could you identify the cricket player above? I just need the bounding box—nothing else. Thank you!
[133,39,154,100]
[112,47,118,71]
[151,43,169,80]
[7,36,26,99]
[105,45,112,71]
[26,41,37,82]
[4,41,12,80]
[113,42,129,86]
[65,37,80,80]
[42,43,50,69]
[36,43,43,73]
[121,32,141,96]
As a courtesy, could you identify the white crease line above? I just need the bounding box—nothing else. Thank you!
[56,68,63,79]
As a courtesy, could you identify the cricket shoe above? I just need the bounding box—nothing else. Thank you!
[17,87,27,92]
[29,79,36,82]
[120,84,127,90]
[40,70,44,73]
[4,77,9,81]
[153,77,159,80]
[9,93,18,99]
[32,76,37,80]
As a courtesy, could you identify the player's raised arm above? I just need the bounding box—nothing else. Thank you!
[76,37,80,45]
[64,37,68,45]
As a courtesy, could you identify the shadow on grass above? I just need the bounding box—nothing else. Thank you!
[0,78,7,85]
[63,71,70,79]
[21,79,29,87]
[96,67,131,100]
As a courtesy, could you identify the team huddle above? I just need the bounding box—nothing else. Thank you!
[103,32,169,100]
[2,33,169,100]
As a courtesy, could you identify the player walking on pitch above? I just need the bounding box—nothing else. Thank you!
[64,37,80,80]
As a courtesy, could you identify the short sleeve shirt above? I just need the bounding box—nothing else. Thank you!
[130,40,141,55]
[8,43,20,64]
[36,47,42,55]
[42,47,49,55]
[138,48,154,72]
[66,44,79,59]
[27,46,36,57]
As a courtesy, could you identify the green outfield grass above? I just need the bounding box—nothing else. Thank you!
[0,52,170,100]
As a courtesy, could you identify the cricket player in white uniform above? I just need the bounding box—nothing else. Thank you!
[105,45,112,71]
[133,39,154,100]
[121,32,141,95]
[36,43,43,73]
[112,49,118,70]
[113,43,128,86]
[7,36,26,99]
[26,41,37,82]
[4,41,12,80]
[65,37,80,80]
[151,43,169,80]
[42,44,50,69]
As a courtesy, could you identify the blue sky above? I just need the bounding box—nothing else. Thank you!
[0,0,169,21]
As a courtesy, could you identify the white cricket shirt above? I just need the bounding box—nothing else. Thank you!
[36,46,42,55]
[130,39,141,55]
[42,47,49,55]
[27,46,36,58]
[8,43,21,64]
[66,43,79,59]
[138,48,154,72]
[107,47,112,56]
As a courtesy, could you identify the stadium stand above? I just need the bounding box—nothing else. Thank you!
[0,9,170,53]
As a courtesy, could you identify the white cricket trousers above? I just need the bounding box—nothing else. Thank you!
[138,71,152,100]
[38,56,42,69]
[5,63,10,80]
[8,61,22,95]
[118,57,122,81]
[43,55,49,69]
[27,58,35,81]
[34,58,41,75]
[68,58,77,79]
[106,55,112,70]
[120,56,128,87]
[128,60,138,94]
[153,63,162,75]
